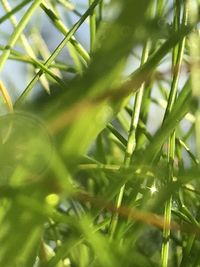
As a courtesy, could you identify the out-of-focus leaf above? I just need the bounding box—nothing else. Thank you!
[0,112,52,181]
[0,113,73,266]
[142,79,191,163]
[0,194,44,267]
[32,0,152,156]
[41,24,193,162]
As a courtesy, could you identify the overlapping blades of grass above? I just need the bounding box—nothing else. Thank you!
[2,2,154,265]
[38,1,194,160]
[1,1,199,266]
[27,0,153,156]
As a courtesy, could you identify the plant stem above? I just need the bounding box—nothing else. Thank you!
[188,0,200,161]
[15,0,101,106]
[0,0,31,24]
[108,41,151,238]
[97,0,103,27]
[1,0,51,93]
[0,80,13,112]
[89,0,97,53]
[40,2,90,66]
[156,0,165,16]
[0,44,76,73]
[0,0,43,71]
[161,2,188,267]
[57,0,82,17]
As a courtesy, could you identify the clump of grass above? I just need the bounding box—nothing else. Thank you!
[0,1,200,267]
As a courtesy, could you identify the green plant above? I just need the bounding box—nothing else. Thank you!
[0,0,200,266]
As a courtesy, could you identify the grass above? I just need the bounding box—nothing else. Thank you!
[0,0,200,267]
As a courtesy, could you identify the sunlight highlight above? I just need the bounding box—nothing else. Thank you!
[149,184,158,195]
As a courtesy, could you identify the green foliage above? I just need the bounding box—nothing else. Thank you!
[0,0,200,266]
